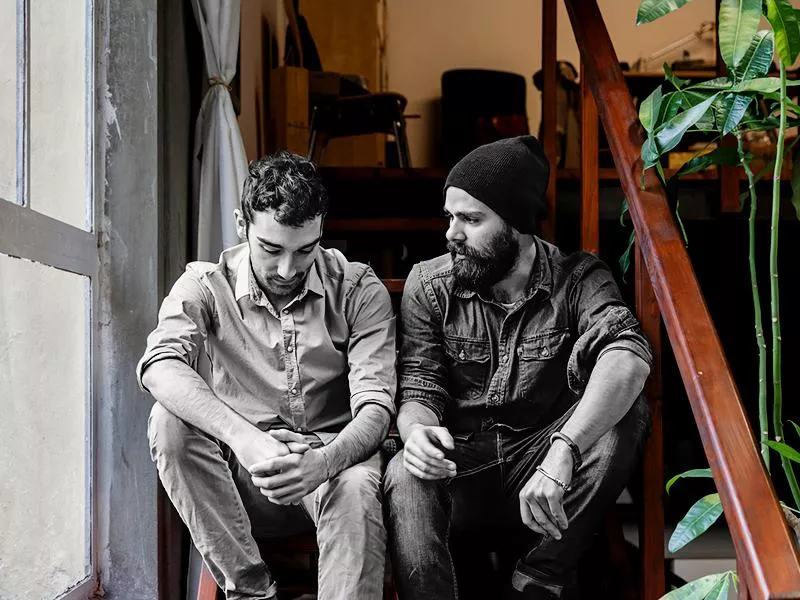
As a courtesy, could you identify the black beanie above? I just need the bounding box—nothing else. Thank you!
[444,135,550,234]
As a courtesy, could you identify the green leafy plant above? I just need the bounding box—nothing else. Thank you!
[635,0,800,598]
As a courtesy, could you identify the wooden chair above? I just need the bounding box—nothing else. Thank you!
[307,92,411,167]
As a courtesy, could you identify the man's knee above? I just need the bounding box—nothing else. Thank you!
[147,402,196,463]
[384,451,416,498]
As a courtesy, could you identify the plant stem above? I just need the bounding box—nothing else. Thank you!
[771,61,800,509]
[737,130,769,471]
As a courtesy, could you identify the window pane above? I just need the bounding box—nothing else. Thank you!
[29,0,89,230]
[0,254,90,599]
[0,0,17,204]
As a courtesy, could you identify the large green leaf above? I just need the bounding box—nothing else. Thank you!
[734,30,775,81]
[766,439,800,462]
[619,230,636,279]
[640,85,664,133]
[672,147,740,181]
[661,572,730,600]
[719,93,754,134]
[636,0,696,25]
[766,0,800,65]
[731,76,800,92]
[658,92,685,125]
[674,88,722,131]
[665,468,713,494]
[688,77,733,90]
[704,572,734,600]
[668,493,724,553]
[664,64,690,89]
[719,0,763,69]
[653,93,719,154]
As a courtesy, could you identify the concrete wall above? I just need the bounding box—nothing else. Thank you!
[386,0,717,167]
[95,0,160,597]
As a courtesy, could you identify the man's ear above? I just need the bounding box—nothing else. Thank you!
[234,209,247,241]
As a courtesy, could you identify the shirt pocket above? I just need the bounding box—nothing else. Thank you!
[444,336,491,401]
[516,328,571,400]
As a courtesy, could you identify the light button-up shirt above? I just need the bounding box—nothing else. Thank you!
[137,243,397,444]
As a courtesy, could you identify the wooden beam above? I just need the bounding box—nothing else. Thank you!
[564,1,800,597]
[580,60,599,255]
[636,245,665,600]
[541,0,558,241]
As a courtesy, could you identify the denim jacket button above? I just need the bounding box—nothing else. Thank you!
[459,350,466,360]
[541,347,550,357]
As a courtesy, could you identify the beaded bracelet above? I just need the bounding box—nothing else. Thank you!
[536,465,571,492]
[549,431,582,472]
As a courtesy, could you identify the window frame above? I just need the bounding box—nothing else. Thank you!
[1,0,99,597]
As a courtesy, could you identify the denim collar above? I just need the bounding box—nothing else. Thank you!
[453,236,552,304]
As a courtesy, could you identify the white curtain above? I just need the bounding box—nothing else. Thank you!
[191,0,248,262]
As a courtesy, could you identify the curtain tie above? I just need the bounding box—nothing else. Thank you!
[208,76,231,91]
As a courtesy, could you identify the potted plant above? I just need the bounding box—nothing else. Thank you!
[634,0,800,597]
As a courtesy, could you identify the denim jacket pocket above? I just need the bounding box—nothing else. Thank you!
[516,329,571,399]
[444,336,491,401]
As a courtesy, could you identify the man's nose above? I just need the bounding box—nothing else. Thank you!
[276,255,297,280]
[446,220,465,243]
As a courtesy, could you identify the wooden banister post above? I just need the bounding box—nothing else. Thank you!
[541,0,558,241]
[715,0,741,213]
[636,245,665,599]
[580,60,599,255]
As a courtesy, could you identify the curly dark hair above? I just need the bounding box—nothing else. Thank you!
[241,151,329,227]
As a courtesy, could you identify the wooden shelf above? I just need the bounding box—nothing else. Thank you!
[325,218,447,232]
[558,166,792,181]
[320,167,448,181]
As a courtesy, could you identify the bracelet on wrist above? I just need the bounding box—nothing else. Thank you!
[549,431,582,472]
[536,465,571,492]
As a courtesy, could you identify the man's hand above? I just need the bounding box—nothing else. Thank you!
[519,442,574,540]
[402,425,457,480]
[249,448,329,505]
[230,428,310,472]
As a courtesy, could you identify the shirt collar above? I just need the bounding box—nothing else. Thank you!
[234,248,325,303]
[453,236,552,303]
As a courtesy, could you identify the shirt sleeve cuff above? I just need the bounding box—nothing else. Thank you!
[136,350,191,393]
[351,390,396,418]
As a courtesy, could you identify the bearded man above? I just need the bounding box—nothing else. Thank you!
[384,136,652,599]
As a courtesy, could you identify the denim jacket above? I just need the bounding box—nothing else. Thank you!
[398,237,652,433]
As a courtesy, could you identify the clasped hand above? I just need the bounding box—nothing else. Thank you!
[236,429,328,506]
[518,445,574,540]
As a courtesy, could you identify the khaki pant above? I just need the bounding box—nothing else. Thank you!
[148,402,387,600]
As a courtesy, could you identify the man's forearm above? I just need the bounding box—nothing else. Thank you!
[320,404,391,479]
[141,358,256,446]
[397,401,440,442]
[559,349,650,454]
[318,403,391,479]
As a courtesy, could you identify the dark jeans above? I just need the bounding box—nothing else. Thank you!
[384,396,650,600]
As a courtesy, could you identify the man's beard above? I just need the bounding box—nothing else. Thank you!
[447,224,519,293]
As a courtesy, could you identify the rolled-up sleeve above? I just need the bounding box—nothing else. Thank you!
[135,268,213,391]
[346,268,398,418]
[397,265,450,421]
[567,257,653,395]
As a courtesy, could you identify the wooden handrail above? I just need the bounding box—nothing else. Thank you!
[563,1,800,598]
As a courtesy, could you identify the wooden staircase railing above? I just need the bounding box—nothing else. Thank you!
[552,0,800,598]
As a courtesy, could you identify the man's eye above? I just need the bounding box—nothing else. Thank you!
[298,247,315,255]
[262,247,280,255]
